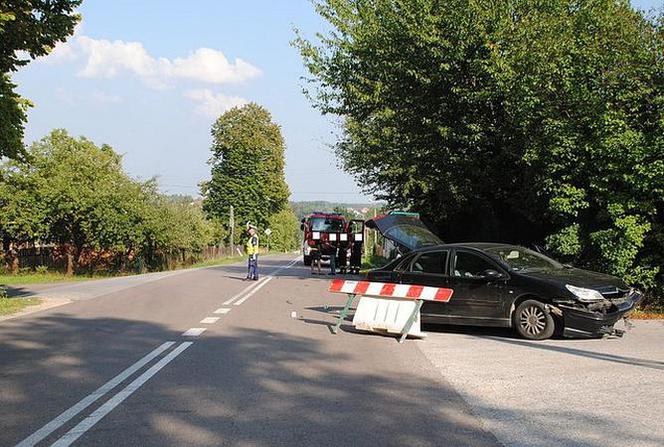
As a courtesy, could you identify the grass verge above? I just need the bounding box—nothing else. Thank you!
[0,297,42,317]
[0,272,98,286]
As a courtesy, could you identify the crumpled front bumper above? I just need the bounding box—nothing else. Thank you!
[557,291,643,337]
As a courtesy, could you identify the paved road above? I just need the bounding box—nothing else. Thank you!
[419,319,664,447]
[0,255,499,446]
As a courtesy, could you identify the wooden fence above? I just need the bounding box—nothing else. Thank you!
[3,245,246,274]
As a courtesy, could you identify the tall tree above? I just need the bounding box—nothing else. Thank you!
[296,0,664,296]
[202,103,291,234]
[0,0,81,160]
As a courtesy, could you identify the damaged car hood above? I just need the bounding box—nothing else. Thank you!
[522,267,628,292]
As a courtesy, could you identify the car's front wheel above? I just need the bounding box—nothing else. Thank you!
[514,300,555,340]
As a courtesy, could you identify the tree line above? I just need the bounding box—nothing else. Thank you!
[1,130,224,274]
[297,0,664,304]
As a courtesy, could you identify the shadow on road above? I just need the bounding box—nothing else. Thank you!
[0,313,497,446]
[1,310,661,446]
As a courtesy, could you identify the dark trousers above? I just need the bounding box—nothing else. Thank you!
[247,256,259,279]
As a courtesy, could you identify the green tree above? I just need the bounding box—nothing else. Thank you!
[202,103,291,234]
[0,130,150,272]
[267,208,299,252]
[296,0,664,299]
[0,1,81,160]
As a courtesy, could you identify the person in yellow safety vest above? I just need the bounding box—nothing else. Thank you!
[245,224,260,281]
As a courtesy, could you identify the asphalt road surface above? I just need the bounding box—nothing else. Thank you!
[1,254,661,446]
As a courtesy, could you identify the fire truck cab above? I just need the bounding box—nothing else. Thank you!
[300,212,348,266]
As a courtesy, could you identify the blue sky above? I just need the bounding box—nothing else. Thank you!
[13,0,662,204]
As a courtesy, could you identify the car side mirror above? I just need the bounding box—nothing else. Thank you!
[481,269,504,280]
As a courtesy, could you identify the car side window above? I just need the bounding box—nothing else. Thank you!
[410,251,448,275]
[452,251,496,278]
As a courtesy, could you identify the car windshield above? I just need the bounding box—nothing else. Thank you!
[310,217,344,232]
[485,246,563,272]
[384,225,443,249]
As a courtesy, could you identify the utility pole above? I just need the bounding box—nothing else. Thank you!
[229,205,235,250]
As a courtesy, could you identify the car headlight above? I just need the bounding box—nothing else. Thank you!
[565,284,605,302]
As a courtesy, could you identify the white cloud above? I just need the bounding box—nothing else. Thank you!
[185,89,248,118]
[40,32,261,89]
[171,48,261,84]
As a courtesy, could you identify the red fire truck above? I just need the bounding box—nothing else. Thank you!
[300,212,364,269]
[300,212,346,266]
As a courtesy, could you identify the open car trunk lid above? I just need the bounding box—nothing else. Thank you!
[365,212,443,252]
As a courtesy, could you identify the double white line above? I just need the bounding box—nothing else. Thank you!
[16,341,192,447]
[16,256,300,446]
[223,257,299,306]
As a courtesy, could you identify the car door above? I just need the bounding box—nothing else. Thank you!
[447,249,511,324]
[398,250,452,316]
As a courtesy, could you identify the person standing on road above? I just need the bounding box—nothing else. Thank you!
[245,224,260,281]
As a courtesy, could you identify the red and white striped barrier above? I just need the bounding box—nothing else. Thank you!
[329,279,453,302]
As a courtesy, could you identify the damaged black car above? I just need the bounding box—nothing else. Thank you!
[365,213,643,340]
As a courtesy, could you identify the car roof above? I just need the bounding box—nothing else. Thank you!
[415,242,520,252]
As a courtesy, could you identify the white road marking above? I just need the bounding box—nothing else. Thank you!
[222,257,298,307]
[200,317,219,324]
[182,327,206,337]
[213,307,231,314]
[233,257,299,306]
[15,341,175,447]
[234,276,274,306]
[51,342,193,447]
[222,278,268,305]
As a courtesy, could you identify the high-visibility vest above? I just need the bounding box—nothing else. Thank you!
[246,235,259,256]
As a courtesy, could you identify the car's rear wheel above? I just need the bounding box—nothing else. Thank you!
[514,300,555,340]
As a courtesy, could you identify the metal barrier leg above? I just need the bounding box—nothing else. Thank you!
[399,300,424,343]
[333,293,356,334]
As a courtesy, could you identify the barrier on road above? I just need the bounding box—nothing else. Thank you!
[327,279,454,343]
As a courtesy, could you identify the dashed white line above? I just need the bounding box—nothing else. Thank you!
[182,327,206,337]
[214,308,231,314]
[15,341,175,447]
[200,317,219,324]
[51,342,193,447]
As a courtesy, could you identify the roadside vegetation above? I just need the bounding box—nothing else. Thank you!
[0,130,224,275]
[0,286,41,316]
[296,0,664,308]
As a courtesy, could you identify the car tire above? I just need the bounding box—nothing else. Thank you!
[303,255,312,266]
[514,300,556,340]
